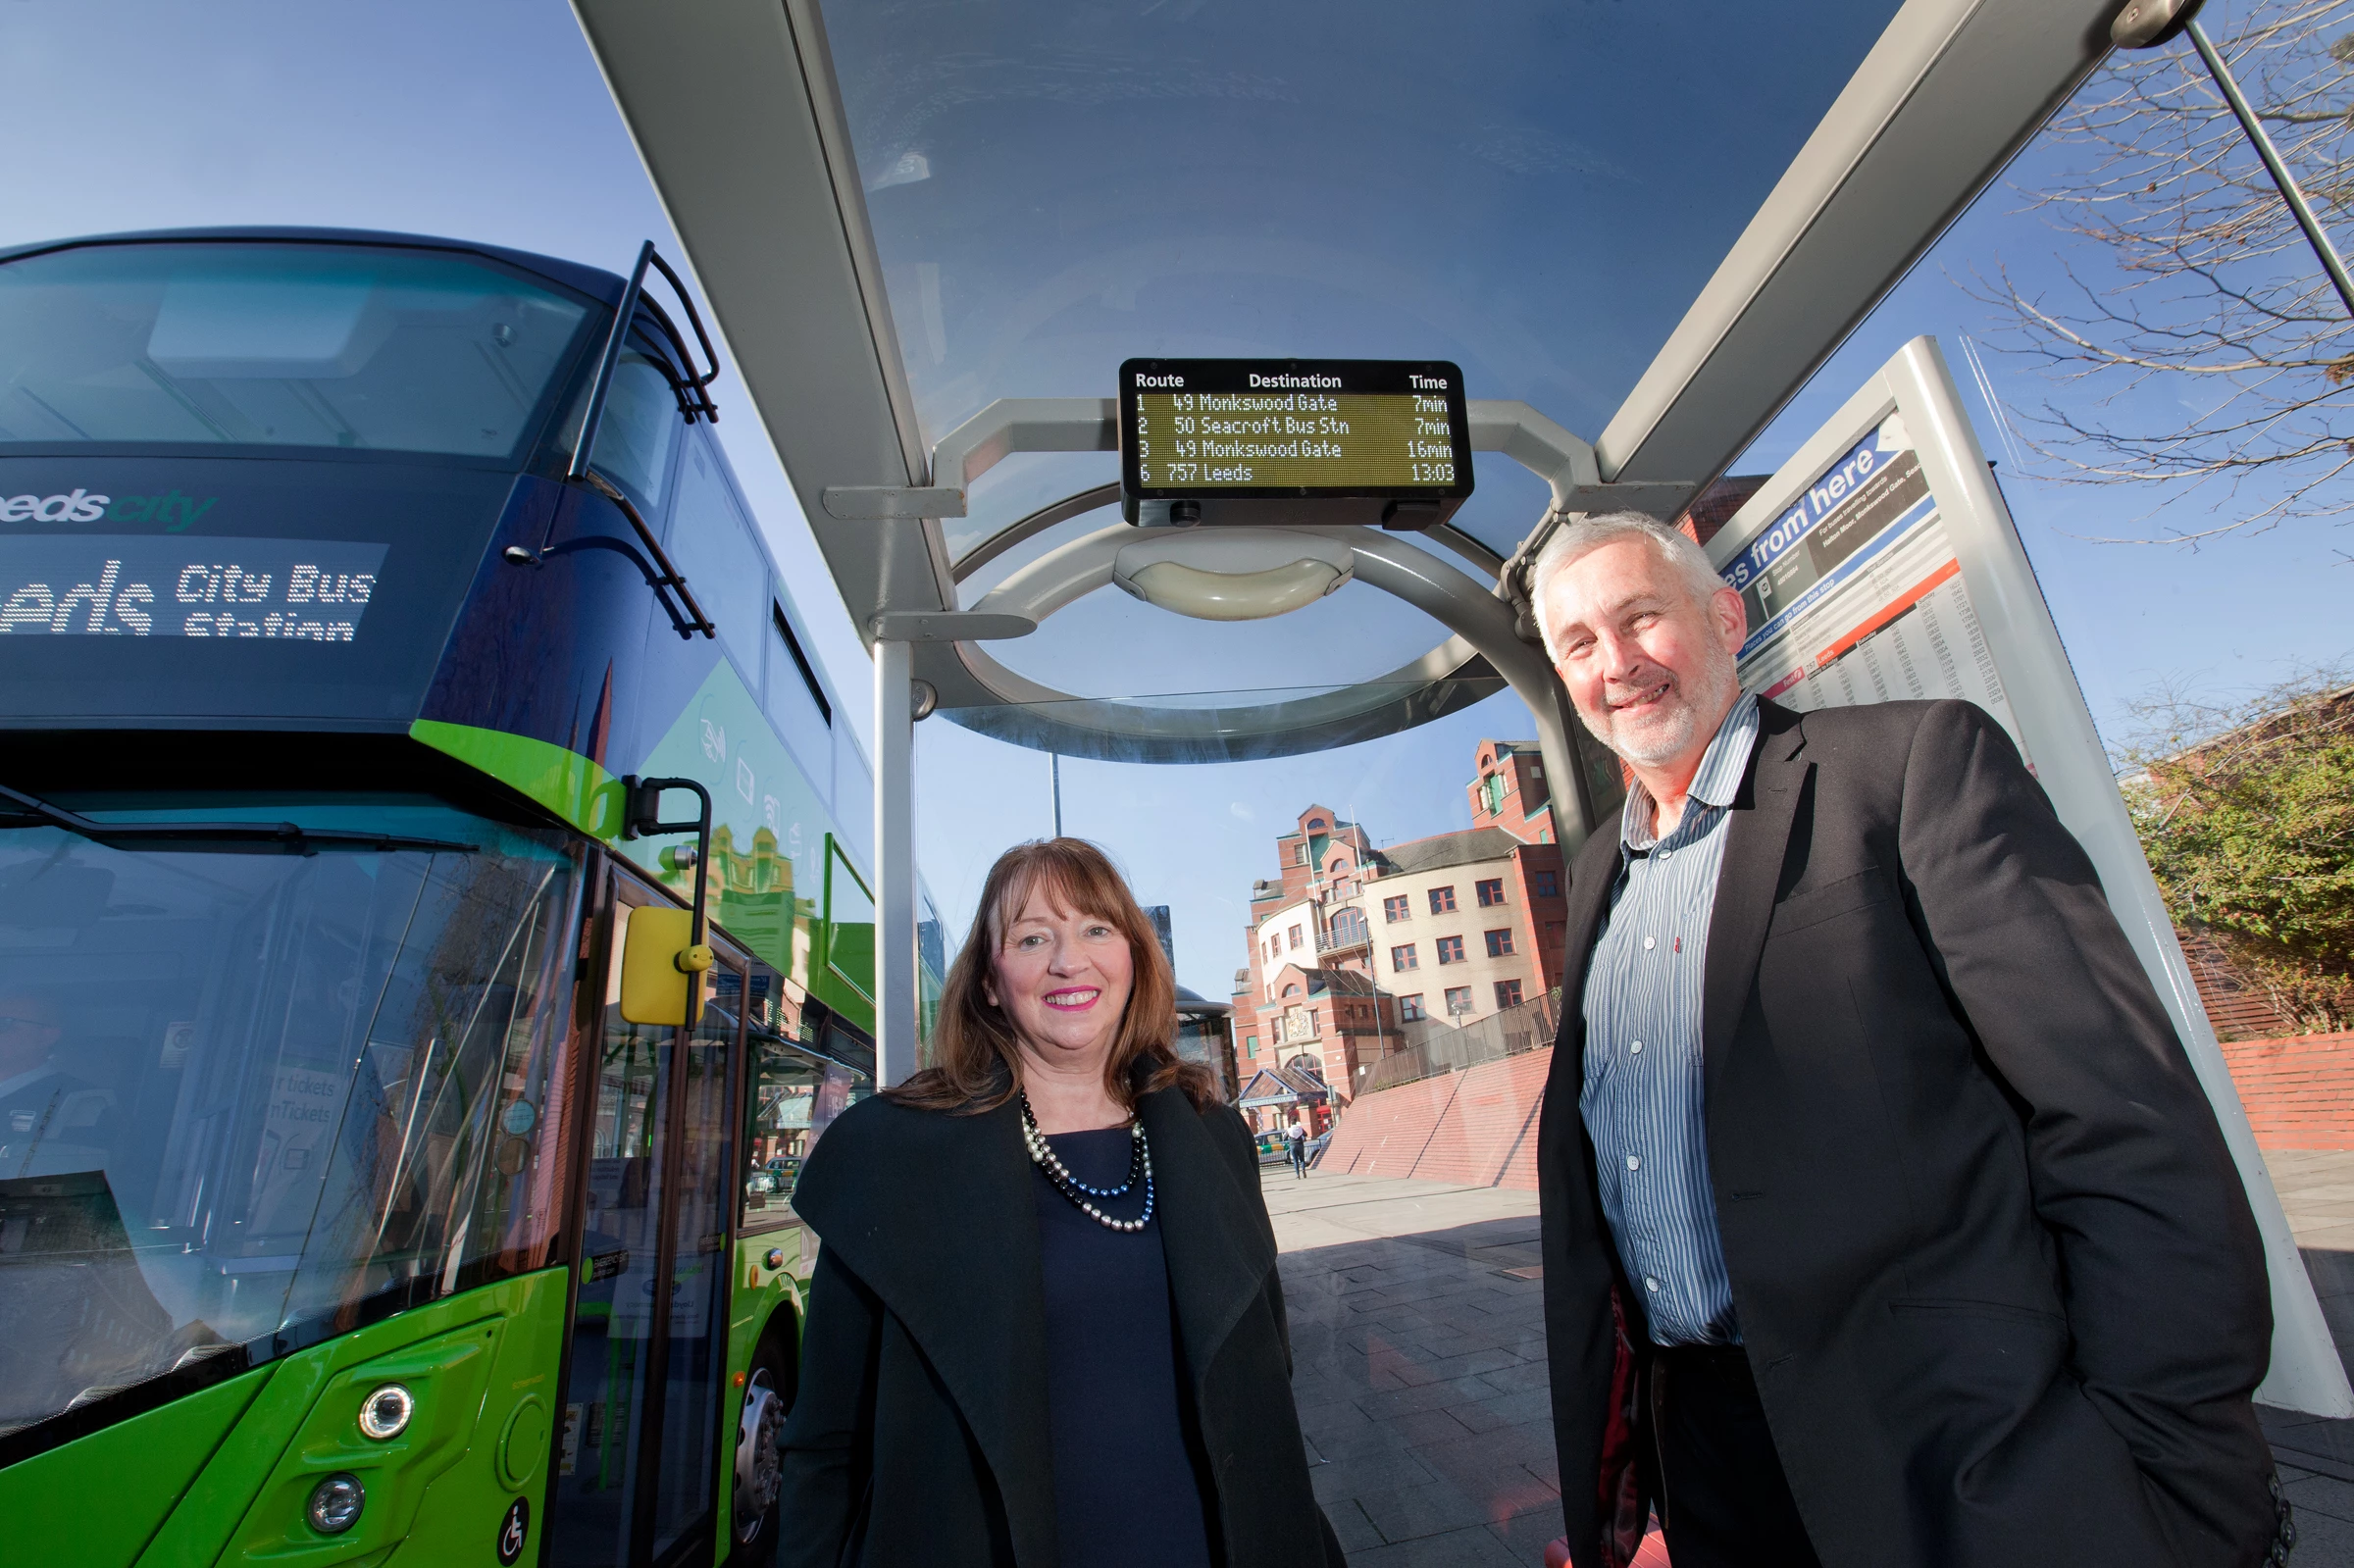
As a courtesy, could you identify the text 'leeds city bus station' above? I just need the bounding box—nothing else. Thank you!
[5,1,2354,1567]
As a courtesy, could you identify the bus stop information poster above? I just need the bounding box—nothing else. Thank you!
[1721,418,2021,751]
[1704,336,2350,1417]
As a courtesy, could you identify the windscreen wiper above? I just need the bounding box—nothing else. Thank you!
[0,783,479,856]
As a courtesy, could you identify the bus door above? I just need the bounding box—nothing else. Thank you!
[549,871,746,1568]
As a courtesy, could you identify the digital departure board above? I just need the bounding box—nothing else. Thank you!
[1119,359,1474,530]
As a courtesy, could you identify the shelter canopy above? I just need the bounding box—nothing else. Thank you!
[571,0,2118,770]
[829,0,1895,561]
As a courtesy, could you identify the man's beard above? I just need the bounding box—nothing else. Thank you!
[1577,645,1740,769]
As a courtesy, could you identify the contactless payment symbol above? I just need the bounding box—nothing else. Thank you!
[496,1497,529,1564]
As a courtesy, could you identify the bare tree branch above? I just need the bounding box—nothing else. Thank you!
[1970,0,2354,538]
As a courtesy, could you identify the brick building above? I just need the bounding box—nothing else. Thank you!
[1231,744,1570,1114]
[1465,739,1558,844]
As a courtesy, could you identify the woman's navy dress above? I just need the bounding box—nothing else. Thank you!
[1033,1127,1220,1568]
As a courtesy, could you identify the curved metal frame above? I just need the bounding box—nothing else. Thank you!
[928,522,1605,848]
[912,394,1645,851]
[948,481,1510,588]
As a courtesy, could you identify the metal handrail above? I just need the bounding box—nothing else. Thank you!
[1358,987,1564,1096]
[574,472,717,640]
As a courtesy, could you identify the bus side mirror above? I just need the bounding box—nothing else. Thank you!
[620,905,709,1026]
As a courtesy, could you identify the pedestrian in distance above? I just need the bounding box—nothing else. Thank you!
[775,836,1346,1568]
[1285,1117,1309,1179]
[1526,512,2284,1568]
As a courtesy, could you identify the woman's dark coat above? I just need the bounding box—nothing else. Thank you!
[776,1084,1346,1568]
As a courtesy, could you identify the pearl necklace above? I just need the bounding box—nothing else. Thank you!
[1021,1095,1155,1234]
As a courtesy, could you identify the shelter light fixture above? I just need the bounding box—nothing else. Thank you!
[1110,531,1355,623]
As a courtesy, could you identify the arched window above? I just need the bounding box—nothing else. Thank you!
[1306,817,1326,829]
[1328,907,1368,947]
[1283,983,1302,997]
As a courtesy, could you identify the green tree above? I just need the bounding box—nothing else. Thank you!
[2122,672,2354,1032]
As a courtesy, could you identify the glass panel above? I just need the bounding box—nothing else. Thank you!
[831,733,875,872]
[666,434,769,675]
[740,965,856,1229]
[588,344,685,515]
[765,604,835,801]
[839,4,1910,714]
[825,840,876,1006]
[0,796,580,1438]
[822,0,1899,558]
[0,242,592,458]
[550,901,671,1566]
[649,959,740,1556]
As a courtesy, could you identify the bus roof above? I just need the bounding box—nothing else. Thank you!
[0,226,632,309]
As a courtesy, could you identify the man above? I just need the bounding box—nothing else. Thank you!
[0,986,112,1180]
[1528,513,2280,1568]
[1285,1117,1309,1180]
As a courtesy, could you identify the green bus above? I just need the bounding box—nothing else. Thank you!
[0,228,941,1567]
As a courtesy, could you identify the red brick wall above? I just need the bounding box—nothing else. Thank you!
[2222,1030,2354,1150]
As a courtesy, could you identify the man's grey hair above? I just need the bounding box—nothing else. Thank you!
[1528,510,1727,662]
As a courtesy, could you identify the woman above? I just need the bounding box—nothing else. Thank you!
[777,838,1346,1568]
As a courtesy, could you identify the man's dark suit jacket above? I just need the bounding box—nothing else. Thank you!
[1538,697,2277,1568]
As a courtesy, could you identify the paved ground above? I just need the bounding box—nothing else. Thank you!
[2257,1150,2354,1564]
[1264,1150,2354,1566]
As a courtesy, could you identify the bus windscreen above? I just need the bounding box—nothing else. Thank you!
[0,797,582,1439]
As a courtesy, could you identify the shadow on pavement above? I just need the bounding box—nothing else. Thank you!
[1279,1215,1561,1566]
[1275,1226,2354,1565]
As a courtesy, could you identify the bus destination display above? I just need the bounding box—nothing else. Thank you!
[1119,359,1474,529]
[0,535,385,640]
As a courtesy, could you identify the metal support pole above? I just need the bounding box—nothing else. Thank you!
[2187,19,2354,320]
[873,637,918,1087]
[1051,753,1063,837]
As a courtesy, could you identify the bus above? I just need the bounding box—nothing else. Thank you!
[0,227,943,1568]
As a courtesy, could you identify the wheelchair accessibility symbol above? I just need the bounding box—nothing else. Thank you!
[496,1496,530,1564]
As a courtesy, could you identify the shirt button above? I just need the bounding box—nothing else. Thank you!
[1644,1276,1661,1292]
[1643,936,1656,950]
[1625,1154,1641,1171]
[1659,849,1672,861]
[1629,1041,1643,1055]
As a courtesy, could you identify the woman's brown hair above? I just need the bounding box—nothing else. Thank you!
[886,838,1219,1114]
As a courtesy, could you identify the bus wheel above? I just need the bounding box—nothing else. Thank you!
[733,1337,791,1564]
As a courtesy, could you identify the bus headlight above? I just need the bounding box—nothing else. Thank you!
[308,1473,365,1534]
[357,1383,414,1441]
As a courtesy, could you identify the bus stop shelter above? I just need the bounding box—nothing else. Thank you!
[562,0,2352,1417]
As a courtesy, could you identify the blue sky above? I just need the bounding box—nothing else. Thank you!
[7,1,2345,998]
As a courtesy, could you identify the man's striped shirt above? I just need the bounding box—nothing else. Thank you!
[1577,690,1760,1345]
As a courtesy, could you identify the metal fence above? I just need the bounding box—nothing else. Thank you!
[1358,987,1565,1095]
